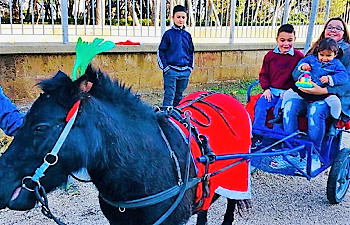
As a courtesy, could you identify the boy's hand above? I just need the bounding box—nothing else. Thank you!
[320,76,329,84]
[301,63,311,71]
[262,89,273,102]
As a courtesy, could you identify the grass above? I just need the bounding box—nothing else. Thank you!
[204,79,262,104]
[141,79,263,106]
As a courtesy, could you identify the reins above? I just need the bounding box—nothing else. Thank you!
[34,186,66,225]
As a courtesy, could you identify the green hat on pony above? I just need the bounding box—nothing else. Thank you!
[72,37,115,81]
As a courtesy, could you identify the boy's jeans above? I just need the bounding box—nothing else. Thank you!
[283,98,330,151]
[253,95,282,129]
[163,68,191,107]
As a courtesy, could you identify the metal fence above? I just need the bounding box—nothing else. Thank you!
[0,0,349,45]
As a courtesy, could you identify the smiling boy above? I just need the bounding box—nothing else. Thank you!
[253,24,304,128]
[157,5,194,107]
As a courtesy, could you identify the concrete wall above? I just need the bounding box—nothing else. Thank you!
[0,42,304,103]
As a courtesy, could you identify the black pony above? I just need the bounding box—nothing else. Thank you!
[0,66,248,224]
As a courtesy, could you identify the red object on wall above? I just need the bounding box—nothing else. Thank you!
[115,40,142,45]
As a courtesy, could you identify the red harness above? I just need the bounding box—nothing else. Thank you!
[174,91,251,210]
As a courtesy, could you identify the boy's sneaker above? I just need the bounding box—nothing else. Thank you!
[269,109,283,124]
[328,118,338,136]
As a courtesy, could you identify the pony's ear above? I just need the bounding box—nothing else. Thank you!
[73,74,89,92]
[84,64,98,84]
[39,71,73,94]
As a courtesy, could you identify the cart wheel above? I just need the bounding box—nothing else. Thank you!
[327,148,350,204]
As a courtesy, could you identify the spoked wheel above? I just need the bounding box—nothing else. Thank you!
[327,148,350,204]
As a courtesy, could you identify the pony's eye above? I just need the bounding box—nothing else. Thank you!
[33,123,50,134]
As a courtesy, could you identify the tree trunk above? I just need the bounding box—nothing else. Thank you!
[128,0,140,26]
[154,0,160,27]
[253,0,262,21]
[96,0,105,25]
[187,0,195,27]
[272,0,281,27]
[209,0,220,26]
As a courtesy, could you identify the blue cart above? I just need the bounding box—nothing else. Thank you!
[198,80,350,204]
[247,80,350,204]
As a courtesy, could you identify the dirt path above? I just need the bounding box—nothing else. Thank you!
[2,164,350,225]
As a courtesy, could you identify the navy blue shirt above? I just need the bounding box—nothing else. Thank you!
[157,25,194,72]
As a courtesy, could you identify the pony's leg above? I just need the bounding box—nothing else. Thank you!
[196,210,208,225]
[222,199,237,225]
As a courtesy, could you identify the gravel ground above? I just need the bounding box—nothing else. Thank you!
[1,91,350,224]
[2,163,350,225]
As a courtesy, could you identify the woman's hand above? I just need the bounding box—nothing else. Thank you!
[262,89,273,102]
[298,81,328,95]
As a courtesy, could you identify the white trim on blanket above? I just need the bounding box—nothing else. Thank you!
[214,164,251,200]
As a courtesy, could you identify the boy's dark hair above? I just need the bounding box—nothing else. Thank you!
[313,37,339,56]
[173,5,187,15]
[277,24,295,37]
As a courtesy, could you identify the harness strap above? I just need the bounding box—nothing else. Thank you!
[34,186,67,225]
[153,113,194,225]
[20,101,81,225]
[99,178,200,209]
[69,172,92,183]
[158,125,183,186]
[178,92,237,137]
[31,101,81,183]
[177,91,216,111]
[100,111,200,225]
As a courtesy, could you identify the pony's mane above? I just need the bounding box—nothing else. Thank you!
[86,67,154,114]
[38,67,154,115]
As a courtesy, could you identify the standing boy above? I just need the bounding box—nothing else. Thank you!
[157,5,194,107]
[253,24,304,129]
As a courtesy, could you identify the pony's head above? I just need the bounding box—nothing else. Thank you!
[0,69,96,210]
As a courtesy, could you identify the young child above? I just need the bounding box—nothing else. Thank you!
[0,86,24,136]
[253,24,304,129]
[157,5,194,107]
[274,37,348,136]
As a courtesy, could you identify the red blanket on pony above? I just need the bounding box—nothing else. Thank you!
[173,91,251,210]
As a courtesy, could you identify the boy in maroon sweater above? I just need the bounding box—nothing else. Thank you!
[253,24,304,129]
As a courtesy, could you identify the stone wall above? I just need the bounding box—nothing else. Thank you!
[0,42,305,103]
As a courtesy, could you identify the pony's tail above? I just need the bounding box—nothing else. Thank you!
[236,199,252,217]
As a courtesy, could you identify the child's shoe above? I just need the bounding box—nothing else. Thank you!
[328,118,338,136]
[269,108,283,124]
